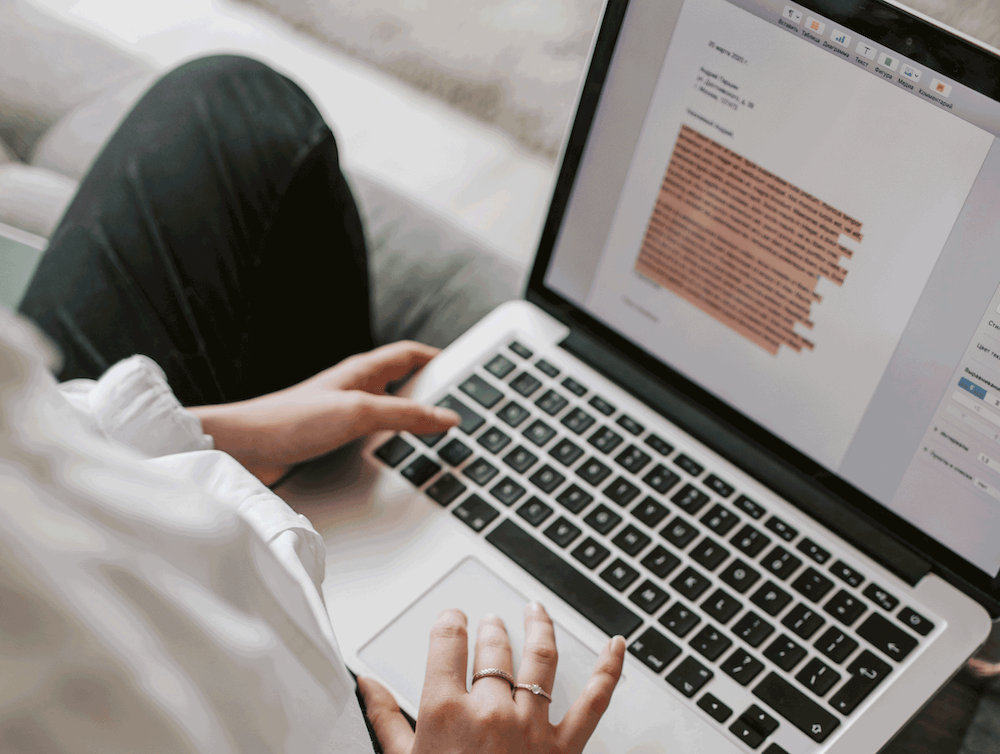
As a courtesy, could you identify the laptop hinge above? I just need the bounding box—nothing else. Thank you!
[558,327,932,587]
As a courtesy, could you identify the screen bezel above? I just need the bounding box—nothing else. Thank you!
[528,0,1000,613]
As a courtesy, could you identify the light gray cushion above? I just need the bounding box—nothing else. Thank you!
[349,170,527,348]
[0,163,77,238]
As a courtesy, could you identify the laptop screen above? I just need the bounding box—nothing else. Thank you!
[539,0,1000,585]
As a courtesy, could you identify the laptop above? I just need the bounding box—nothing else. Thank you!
[277,0,1000,751]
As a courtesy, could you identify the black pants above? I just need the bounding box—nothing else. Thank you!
[19,55,374,407]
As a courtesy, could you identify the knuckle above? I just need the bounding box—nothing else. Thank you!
[524,642,558,667]
[430,621,467,642]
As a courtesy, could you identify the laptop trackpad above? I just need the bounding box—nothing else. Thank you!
[357,557,615,725]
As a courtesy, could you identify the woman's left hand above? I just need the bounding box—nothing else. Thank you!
[191,341,460,485]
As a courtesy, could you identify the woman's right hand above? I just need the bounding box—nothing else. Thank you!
[358,602,626,754]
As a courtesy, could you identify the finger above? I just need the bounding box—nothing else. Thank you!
[357,676,416,754]
[472,613,516,702]
[424,609,470,696]
[555,635,626,753]
[324,341,441,392]
[515,602,558,715]
[348,393,460,441]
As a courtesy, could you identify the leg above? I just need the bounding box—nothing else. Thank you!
[19,55,373,406]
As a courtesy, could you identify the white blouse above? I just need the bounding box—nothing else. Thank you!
[0,309,372,752]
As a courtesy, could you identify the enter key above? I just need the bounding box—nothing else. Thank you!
[830,650,892,715]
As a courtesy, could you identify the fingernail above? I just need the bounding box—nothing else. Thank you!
[528,600,545,613]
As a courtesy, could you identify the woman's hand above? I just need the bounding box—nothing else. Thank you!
[191,341,460,485]
[358,603,627,754]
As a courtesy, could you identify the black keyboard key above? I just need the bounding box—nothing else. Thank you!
[691,625,733,661]
[660,602,701,637]
[523,419,557,447]
[744,705,780,739]
[438,437,473,466]
[672,567,712,600]
[629,626,681,673]
[671,484,711,515]
[604,477,641,507]
[633,496,670,528]
[762,546,802,581]
[417,431,446,447]
[375,435,415,467]
[703,589,743,624]
[857,613,918,661]
[562,406,596,434]
[463,458,500,486]
[459,374,504,409]
[753,673,840,743]
[720,559,761,594]
[536,389,569,416]
[489,477,526,506]
[792,568,835,603]
[824,590,866,627]
[496,400,531,427]
[645,433,675,456]
[764,635,807,671]
[732,611,774,647]
[783,604,825,639]
[704,474,735,498]
[426,473,467,506]
[502,445,538,473]
[535,359,560,378]
[763,745,790,754]
[722,649,765,686]
[814,627,858,663]
[751,581,793,616]
[549,437,585,466]
[764,516,797,542]
[576,457,612,487]
[662,517,700,549]
[517,497,553,527]
[437,395,486,435]
[477,426,512,454]
[797,538,831,564]
[830,560,864,588]
[795,657,840,696]
[485,353,517,379]
[599,559,639,590]
[731,524,771,557]
[588,395,615,415]
[562,376,588,396]
[556,484,593,513]
[486,519,643,637]
[698,693,733,722]
[401,456,441,486]
[528,464,566,494]
[642,545,681,579]
[863,583,900,613]
[667,656,714,697]
[617,414,644,436]
[615,444,652,473]
[584,504,622,535]
[898,607,934,636]
[613,524,652,556]
[452,494,499,532]
[674,453,705,477]
[830,650,892,714]
[643,464,680,494]
[589,426,624,454]
[690,537,731,571]
[701,504,740,535]
[573,538,612,570]
[735,494,766,519]
[508,340,533,359]
[629,579,670,613]
[510,371,543,397]
[728,719,765,749]
[544,517,582,548]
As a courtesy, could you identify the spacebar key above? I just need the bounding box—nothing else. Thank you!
[753,673,841,743]
[486,519,643,638]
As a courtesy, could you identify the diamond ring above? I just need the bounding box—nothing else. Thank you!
[513,682,553,702]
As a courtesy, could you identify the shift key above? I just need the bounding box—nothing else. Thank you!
[753,672,840,743]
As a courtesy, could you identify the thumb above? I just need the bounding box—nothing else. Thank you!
[357,676,416,754]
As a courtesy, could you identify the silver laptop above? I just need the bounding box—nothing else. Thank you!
[278,0,1000,751]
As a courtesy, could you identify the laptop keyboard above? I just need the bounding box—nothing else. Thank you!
[373,338,936,751]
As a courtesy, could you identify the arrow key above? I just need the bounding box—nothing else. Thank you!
[728,719,766,749]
